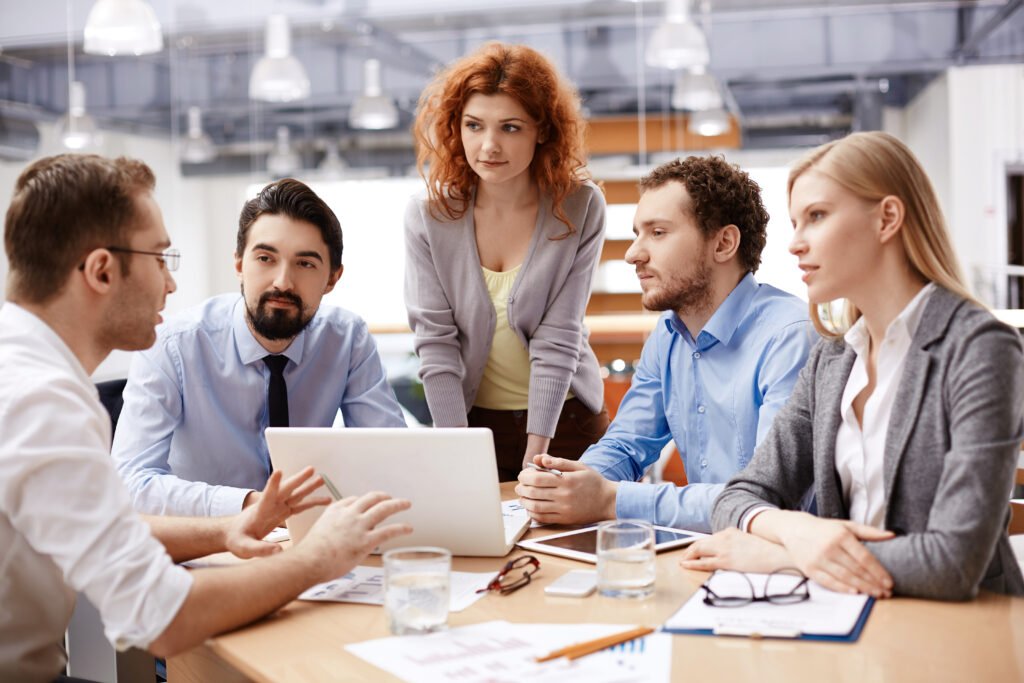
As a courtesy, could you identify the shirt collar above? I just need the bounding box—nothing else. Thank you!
[231,296,306,367]
[663,272,759,350]
[0,302,93,385]
[843,282,935,356]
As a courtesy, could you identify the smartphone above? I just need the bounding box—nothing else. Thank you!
[544,569,597,597]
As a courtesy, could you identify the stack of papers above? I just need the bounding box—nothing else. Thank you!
[663,571,872,641]
[299,566,496,613]
[346,620,671,683]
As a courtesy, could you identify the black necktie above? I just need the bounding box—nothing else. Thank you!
[264,354,290,429]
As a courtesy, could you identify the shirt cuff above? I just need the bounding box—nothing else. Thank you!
[740,505,777,532]
[614,481,658,522]
[212,486,255,517]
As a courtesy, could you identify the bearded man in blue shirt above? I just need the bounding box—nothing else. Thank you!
[517,156,813,532]
[113,179,405,517]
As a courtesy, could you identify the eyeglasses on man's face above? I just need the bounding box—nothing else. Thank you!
[79,246,181,272]
[700,568,810,607]
[476,555,541,595]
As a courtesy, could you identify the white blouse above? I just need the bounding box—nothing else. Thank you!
[835,283,935,528]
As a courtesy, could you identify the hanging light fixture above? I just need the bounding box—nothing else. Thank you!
[671,66,722,111]
[249,15,311,103]
[266,126,302,176]
[688,108,731,137]
[83,0,163,56]
[180,106,216,163]
[645,0,710,70]
[57,81,103,150]
[348,59,399,130]
[317,141,348,179]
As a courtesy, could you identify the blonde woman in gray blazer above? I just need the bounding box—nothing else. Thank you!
[681,131,1024,601]
[406,43,608,481]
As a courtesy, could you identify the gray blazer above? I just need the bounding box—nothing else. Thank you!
[712,287,1024,599]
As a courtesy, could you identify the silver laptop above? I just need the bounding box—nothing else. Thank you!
[265,427,530,557]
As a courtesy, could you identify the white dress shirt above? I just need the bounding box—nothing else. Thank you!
[0,303,193,682]
[835,283,935,528]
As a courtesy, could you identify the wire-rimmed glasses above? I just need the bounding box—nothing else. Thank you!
[476,555,540,595]
[700,568,810,607]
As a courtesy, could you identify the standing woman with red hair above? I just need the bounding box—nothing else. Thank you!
[405,42,609,482]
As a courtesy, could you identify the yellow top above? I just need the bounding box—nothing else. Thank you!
[475,265,531,410]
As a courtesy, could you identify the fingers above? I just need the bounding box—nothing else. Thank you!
[843,521,896,542]
[540,455,586,472]
[679,557,726,572]
[286,476,326,505]
[365,522,414,549]
[837,535,893,593]
[276,466,317,496]
[260,470,282,499]
[360,497,412,528]
[345,491,393,513]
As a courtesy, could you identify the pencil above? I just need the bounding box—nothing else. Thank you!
[320,472,343,501]
[535,626,655,662]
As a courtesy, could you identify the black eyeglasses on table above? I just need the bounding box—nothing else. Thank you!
[476,555,540,595]
[700,568,810,607]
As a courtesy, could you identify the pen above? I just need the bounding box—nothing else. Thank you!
[535,626,654,662]
[525,462,563,478]
[320,472,343,501]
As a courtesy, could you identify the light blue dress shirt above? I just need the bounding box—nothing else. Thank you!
[580,274,813,532]
[112,294,406,516]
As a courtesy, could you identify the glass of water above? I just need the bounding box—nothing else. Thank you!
[596,520,656,599]
[383,546,451,635]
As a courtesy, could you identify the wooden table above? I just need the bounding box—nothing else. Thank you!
[169,484,1024,682]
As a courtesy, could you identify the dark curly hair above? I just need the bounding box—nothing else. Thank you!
[639,156,769,273]
[413,42,588,233]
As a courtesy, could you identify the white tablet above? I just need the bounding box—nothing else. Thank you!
[517,524,706,564]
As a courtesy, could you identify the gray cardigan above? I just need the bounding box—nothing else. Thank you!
[713,287,1024,600]
[403,181,606,438]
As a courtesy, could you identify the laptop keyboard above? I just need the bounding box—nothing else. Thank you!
[501,500,530,542]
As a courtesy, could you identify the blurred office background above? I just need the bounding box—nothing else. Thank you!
[0,0,1022,388]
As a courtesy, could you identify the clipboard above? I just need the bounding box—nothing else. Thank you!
[662,571,875,643]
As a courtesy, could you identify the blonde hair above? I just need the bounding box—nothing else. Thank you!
[788,131,977,338]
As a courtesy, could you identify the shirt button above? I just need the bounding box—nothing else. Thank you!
[701,459,708,468]
[697,405,706,414]
[693,352,701,359]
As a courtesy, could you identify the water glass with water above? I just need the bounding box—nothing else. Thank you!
[383,546,451,635]
[596,520,656,599]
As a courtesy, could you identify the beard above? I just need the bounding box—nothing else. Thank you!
[243,286,314,341]
[641,259,714,317]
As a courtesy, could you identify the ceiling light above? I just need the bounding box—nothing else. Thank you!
[249,15,311,103]
[348,59,399,130]
[266,126,302,177]
[671,66,722,111]
[688,108,731,137]
[645,0,710,70]
[56,81,103,151]
[180,106,216,163]
[317,142,348,179]
[83,0,163,56]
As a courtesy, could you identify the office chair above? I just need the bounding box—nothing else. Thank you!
[95,378,128,436]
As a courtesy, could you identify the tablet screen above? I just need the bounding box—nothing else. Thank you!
[530,527,696,554]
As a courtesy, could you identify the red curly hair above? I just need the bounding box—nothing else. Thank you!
[413,42,589,234]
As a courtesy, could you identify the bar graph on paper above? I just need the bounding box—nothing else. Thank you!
[346,621,672,683]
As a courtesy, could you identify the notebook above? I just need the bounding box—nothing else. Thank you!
[265,427,530,557]
[663,570,874,642]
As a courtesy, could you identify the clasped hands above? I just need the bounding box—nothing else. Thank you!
[680,511,896,598]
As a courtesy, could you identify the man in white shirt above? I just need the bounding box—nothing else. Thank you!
[0,154,412,682]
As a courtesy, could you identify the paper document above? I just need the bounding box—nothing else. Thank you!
[299,566,494,613]
[503,499,545,528]
[346,620,671,683]
[664,571,870,638]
